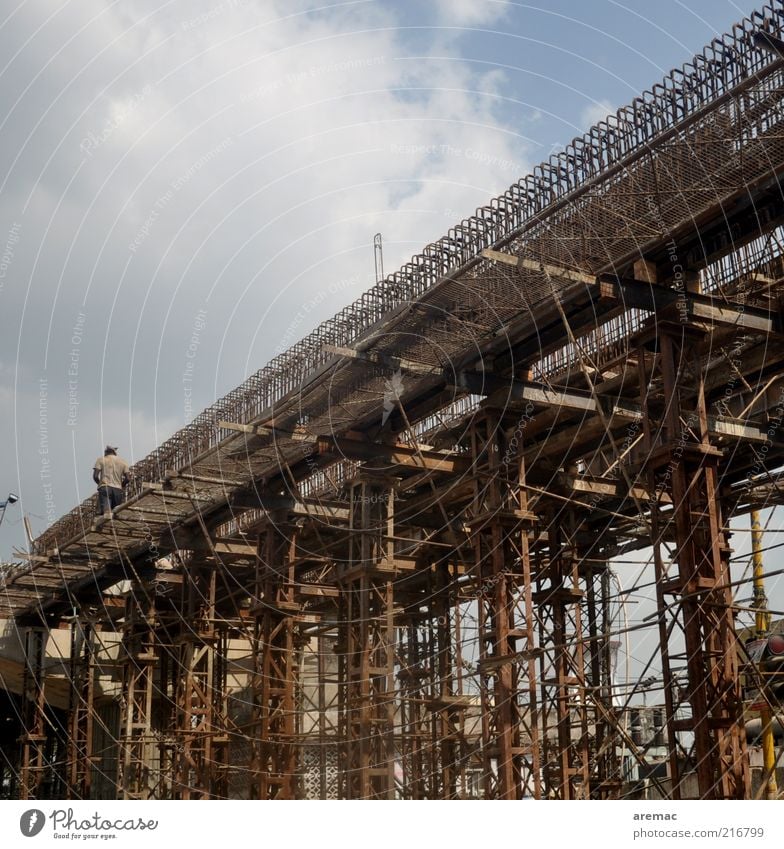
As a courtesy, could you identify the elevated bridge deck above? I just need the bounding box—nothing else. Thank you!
[4,2,784,801]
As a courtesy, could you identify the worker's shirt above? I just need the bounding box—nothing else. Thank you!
[94,455,129,489]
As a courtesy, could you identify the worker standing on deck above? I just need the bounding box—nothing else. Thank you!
[93,445,130,517]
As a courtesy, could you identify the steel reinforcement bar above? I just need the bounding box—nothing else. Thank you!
[32,2,784,555]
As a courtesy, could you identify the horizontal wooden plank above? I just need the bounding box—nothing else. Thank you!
[483,248,596,286]
[324,344,439,377]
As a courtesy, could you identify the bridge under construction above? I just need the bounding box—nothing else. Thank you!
[4,3,784,801]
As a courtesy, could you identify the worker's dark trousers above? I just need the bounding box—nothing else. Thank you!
[98,486,124,515]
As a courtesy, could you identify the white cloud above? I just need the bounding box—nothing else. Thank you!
[580,98,616,129]
[433,0,509,27]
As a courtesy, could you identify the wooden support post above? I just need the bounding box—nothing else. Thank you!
[431,560,470,799]
[67,618,96,799]
[20,628,47,800]
[306,630,340,799]
[337,476,397,799]
[468,411,540,799]
[583,561,622,798]
[251,520,302,799]
[537,512,591,799]
[398,614,429,799]
[118,582,160,800]
[637,325,750,799]
[173,559,229,799]
[751,510,779,800]
[154,622,178,798]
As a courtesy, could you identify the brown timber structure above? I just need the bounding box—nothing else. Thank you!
[4,3,784,800]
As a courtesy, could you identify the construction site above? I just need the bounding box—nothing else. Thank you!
[4,2,784,802]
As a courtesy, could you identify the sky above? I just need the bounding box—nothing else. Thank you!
[0,0,778,657]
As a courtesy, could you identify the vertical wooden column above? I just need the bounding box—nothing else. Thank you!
[536,511,591,799]
[468,411,540,799]
[251,518,301,799]
[337,475,397,799]
[636,323,749,799]
[583,558,622,798]
[154,618,178,800]
[173,558,228,799]
[118,582,159,799]
[398,609,433,799]
[67,617,95,799]
[19,627,47,800]
[430,559,470,799]
[313,630,340,799]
